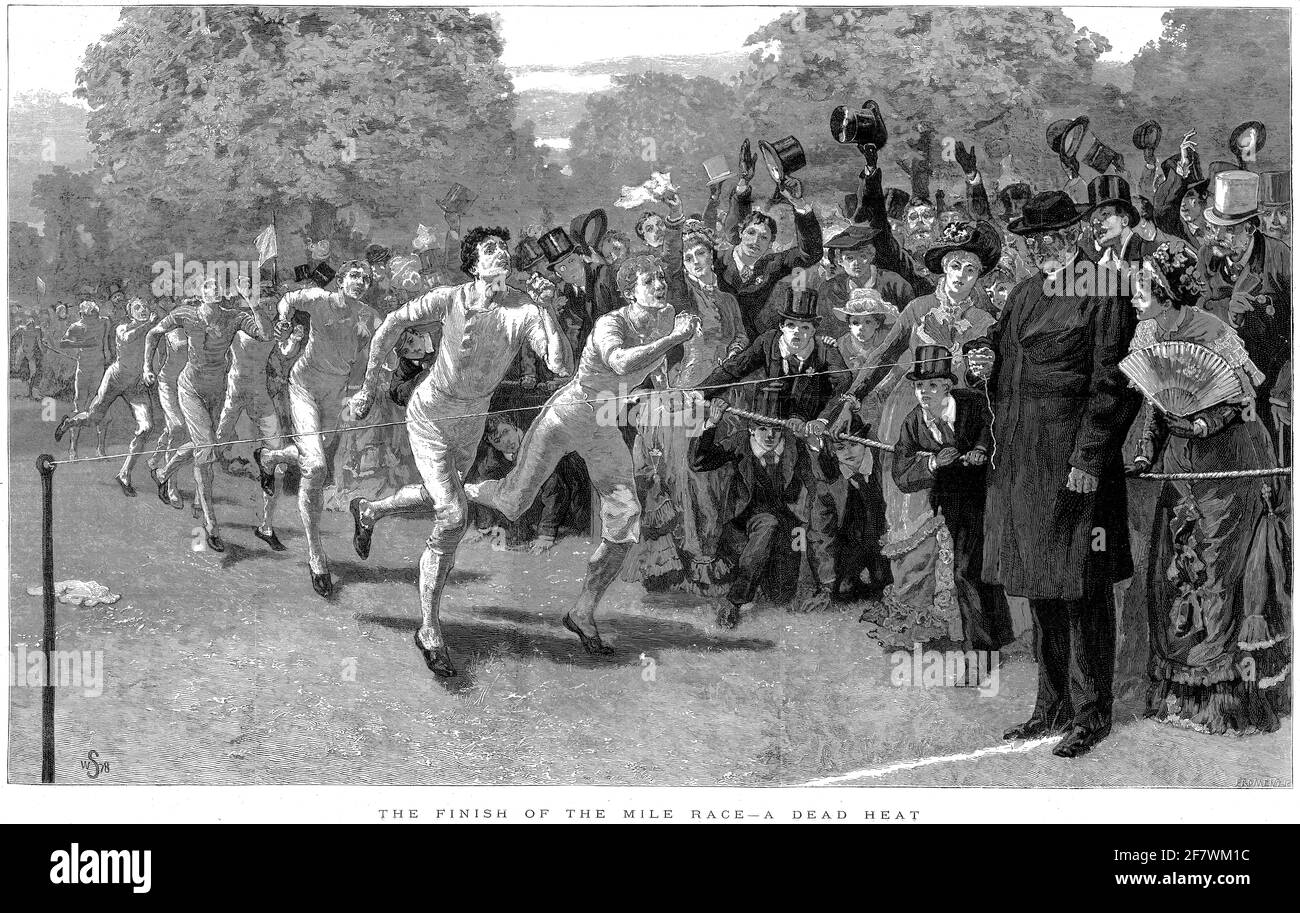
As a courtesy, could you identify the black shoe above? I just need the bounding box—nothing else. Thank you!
[1003,711,1070,741]
[205,531,226,552]
[715,601,740,630]
[310,569,333,598]
[413,632,457,678]
[252,447,276,496]
[253,527,286,552]
[115,476,137,498]
[1052,723,1112,759]
[350,498,373,560]
[53,415,74,442]
[563,613,615,655]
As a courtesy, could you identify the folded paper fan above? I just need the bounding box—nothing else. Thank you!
[1119,341,1241,417]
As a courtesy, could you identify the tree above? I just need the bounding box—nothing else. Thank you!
[733,7,1111,201]
[1130,8,1290,167]
[7,91,95,226]
[9,222,47,290]
[75,6,546,265]
[30,166,110,291]
[567,72,749,224]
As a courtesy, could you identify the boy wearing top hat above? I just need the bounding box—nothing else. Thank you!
[892,345,1013,657]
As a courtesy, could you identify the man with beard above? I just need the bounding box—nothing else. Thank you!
[142,279,269,550]
[347,228,571,677]
[465,248,701,656]
[1196,170,1291,443]
[968,190,1141,759]
[716,157,824,338]
[54,296,158,497]
[848,144,935,297]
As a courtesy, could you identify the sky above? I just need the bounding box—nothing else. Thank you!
[7,4,1171,100]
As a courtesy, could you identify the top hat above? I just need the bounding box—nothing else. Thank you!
[438,183,476,215]
[364,243,392,266]
[1229,121,1266,161]
[538,227,578,264]
[923,220,1003,276]
[1047,115,1090,159]
[997,182,1032,215]
[906,344,957,383]
[1260,171,1291,207]
[514,236,546,272]
[310,262,336,288]
[1007,190,1086,236]
[702,155,734,186]
[760,135,807,186]
[823,222,884,252]
[1079,133,1125,175]
[884,187,912,221]
[777,288,820,324]
[1203,170,1262,226]
[568,209,608,255]
[830,100,888,147]
[1084,174,1141,226]
[417,248,441,275]
[293,264,312,283]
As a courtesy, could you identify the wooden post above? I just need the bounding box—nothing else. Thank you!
[37,453,57,783]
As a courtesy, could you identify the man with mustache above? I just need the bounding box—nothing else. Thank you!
[348,228,572,677]
[464,205,701,657]
[968,190,1141,759]
[848,143,935,297]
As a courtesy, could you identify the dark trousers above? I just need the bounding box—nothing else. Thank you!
[724,511,800,606]
[809,472,891,596]
[1028,575,1116,732]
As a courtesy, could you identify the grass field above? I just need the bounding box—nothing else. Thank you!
[6,386,1291,787]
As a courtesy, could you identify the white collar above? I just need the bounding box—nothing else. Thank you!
[922,395,957,438]
[778,335,814,363]
[750,436,786,461]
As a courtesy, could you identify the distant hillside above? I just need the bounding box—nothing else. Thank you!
[515,90,591,142]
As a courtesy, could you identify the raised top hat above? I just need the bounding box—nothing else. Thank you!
[293,264,312,283]
[538,226,578,264]
[1229,121,1267,161]
[1084,174,1141,226]
[1260,171,1291,207]
[702,155,733,186]
[824,223,885,254]
[833,286,899,322]
[760,135,807,186]
[1007,190,1086,236]
[923,220,1003,277]
[906,344,957,383]
[1131,119,1163,153]
[438,182,476,215]
[514,236,546,272]
[364,243,392,266]
[1203,170,1262,226]
[310,262,336,288]
[830,100,888,147]
[1047,115,1090,159]
[568,209,608,255]
[778,288,820,324]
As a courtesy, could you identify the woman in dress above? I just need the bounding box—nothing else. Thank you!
[1128,244,1290,734]
[622,212,750,595]
[849,220,1025,648]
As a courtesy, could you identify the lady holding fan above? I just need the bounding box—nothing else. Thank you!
[1124,244,1290,734]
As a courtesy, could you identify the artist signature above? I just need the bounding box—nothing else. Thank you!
[79,749,110,779]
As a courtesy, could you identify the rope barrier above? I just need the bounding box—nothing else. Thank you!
[1133,467,1291,481]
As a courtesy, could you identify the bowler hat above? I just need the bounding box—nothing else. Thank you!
[923,220,1003,276]
[1203,170,1262,226]
[906,344,957,383]
[1260,171,1291,207]
[830,100,888,148]
[777,288,820,324]
[1047,115,1090,159]
[1007,190,1086,236]
[1229,121,1266,160]
[1084,174,1141,227]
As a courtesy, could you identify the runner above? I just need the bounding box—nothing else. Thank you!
[54,296,158,496]
[59,300,113,460]
[141,278,269,551]
[347,228,572,676]
[146,296,189,509]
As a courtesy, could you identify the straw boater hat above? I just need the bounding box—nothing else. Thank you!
[833,286,899,324]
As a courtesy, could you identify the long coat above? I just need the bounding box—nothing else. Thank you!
[696,328,849,423]
[689,425,812,525]
[981,261,1142,600]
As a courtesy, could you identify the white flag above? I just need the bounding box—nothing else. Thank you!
[36,277,46,295]
[614,171,676,209]
[254,225,278,266]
